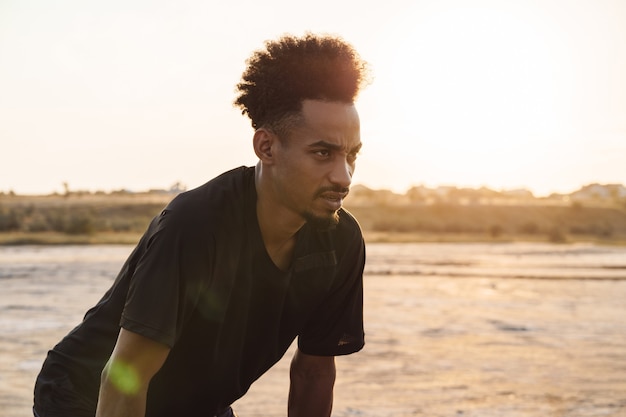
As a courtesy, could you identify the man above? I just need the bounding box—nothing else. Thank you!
[34,33,369,417]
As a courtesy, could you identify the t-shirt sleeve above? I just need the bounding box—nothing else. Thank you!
[120,208,211,348]
[297,234,365,356]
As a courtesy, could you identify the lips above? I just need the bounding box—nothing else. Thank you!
[319,191,348,211]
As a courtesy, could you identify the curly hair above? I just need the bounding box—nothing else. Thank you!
[234,33,369,132]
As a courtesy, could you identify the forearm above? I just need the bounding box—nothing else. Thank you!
[288,351,336,417]
[95,330,170,417]
[288,373,334,417]
[95,369,149,417]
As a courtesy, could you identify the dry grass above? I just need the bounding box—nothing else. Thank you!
[1,193,626,245]
[0,231,143,245]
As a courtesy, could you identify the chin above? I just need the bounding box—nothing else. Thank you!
[303,210,340,230]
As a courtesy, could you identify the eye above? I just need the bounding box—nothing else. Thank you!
[347,151,359,163]
[314,149,331,158]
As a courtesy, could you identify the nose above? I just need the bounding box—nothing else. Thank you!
[329,159,353,189]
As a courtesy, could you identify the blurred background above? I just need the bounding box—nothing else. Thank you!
[2,0,625,197]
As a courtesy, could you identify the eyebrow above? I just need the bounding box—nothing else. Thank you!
[308,140,362,153]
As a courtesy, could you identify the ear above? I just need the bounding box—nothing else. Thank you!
[253,128,277,164]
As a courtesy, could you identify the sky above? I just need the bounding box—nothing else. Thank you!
[1,0,625,197]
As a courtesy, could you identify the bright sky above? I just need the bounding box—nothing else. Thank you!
[1,0,625,196]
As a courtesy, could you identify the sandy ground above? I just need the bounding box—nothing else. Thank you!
[1,244,626,416]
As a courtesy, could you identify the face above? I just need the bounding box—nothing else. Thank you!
[270,99,362,228]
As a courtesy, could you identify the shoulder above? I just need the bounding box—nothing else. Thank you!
[166,167,253,219]
[169,166,253,210]
[148,166,254,240]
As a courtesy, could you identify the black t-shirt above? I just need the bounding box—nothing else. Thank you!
[35,166,365,416]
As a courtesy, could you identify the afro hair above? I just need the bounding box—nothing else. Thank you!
[234,33,369,131]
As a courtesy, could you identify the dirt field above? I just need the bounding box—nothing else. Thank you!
[1,243,625,417]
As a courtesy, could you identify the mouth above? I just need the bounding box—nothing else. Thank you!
[319,191,348,211]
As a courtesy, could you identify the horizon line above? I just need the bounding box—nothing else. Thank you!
[2,181,625,199]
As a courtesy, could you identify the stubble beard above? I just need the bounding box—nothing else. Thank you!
[303,209,340,230]
[302,185,349,230]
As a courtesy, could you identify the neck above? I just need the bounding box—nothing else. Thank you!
[255,162,304,270]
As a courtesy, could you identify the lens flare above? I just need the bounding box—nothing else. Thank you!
[107,359,140,395]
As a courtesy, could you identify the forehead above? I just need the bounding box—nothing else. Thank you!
[295,99,361,147]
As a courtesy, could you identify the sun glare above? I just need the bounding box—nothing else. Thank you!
[1,0,624,195]
[358,2,580,193]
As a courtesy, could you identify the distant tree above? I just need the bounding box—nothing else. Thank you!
[169,181,187,194]
[406,186,426,203]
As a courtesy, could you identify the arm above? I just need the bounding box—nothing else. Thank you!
[288,348,336,417]
[95,328,170,417]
